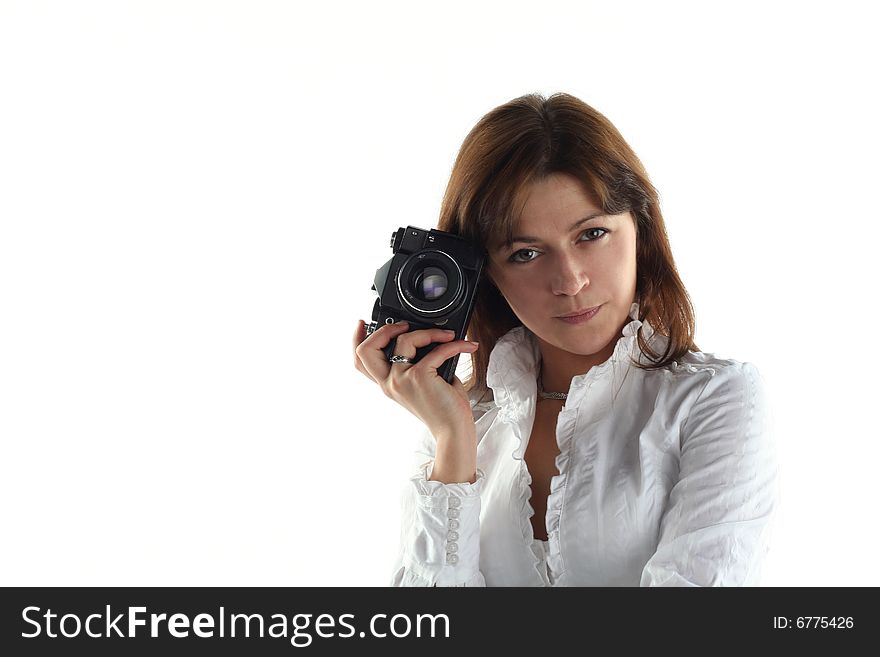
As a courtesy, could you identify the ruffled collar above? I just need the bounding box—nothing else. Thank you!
[485,300,661,412]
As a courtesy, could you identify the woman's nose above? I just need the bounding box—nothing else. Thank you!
[551,255,589,296]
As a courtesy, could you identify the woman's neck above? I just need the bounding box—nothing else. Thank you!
[536,335,617,396]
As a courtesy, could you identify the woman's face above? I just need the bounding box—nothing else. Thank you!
[485,172,638,361]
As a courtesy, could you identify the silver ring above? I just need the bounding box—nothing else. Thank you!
[389,354,412,364]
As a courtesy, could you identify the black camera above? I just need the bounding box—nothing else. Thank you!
[366,225,486,384]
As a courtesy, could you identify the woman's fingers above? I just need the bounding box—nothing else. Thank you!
[354,322,466,384]
[384,328,461,384]
[411,338,479,374]
[392,327,459,357]
[354,321,412,383]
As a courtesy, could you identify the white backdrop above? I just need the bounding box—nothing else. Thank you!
[1,0,877,586]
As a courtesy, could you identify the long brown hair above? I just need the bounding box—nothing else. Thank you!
[436,92,700,396]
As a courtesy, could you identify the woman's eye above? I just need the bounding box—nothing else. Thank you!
[508,228,609,263]
[509,247,539,263]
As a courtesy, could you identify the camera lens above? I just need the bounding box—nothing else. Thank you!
[396,249,465,317]
[413,266,448,301]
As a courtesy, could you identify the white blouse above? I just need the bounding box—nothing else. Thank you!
[389,301,779,586]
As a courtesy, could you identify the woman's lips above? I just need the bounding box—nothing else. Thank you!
[555,305,602,324]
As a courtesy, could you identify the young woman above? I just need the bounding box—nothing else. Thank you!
[352,92,778,586]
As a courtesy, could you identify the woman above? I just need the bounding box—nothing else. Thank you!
[352,92,778,586]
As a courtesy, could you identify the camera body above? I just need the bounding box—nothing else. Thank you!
[367,225,486,384]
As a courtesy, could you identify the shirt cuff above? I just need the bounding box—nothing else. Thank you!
[405,460,485,586]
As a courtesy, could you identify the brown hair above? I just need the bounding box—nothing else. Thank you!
[435,92,700,396]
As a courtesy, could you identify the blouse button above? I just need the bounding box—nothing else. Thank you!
[447,508,460,519]
[447,496,461,508]
[447,518,460,531]
[446,541,458,554]
[446,553,459,565]
[447,530,459,541]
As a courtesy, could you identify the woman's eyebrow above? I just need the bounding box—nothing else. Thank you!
[498,212,610,250]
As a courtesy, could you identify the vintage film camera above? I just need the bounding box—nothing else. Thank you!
[366,226,486,384]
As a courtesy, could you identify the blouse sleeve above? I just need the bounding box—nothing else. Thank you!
[640,362,779,587]
[389,394,495,587]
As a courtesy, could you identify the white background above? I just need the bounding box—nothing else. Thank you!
[1,0,877,586]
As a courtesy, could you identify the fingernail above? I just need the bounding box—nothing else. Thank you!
[467,341,479,347]
[444,329,456,334]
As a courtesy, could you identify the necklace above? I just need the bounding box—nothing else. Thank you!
[537,360,568,401]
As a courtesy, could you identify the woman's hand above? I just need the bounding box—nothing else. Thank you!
[352,320,479,439]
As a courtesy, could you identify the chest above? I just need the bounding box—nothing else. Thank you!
[522,401,564,540]
[523,411,562,484]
